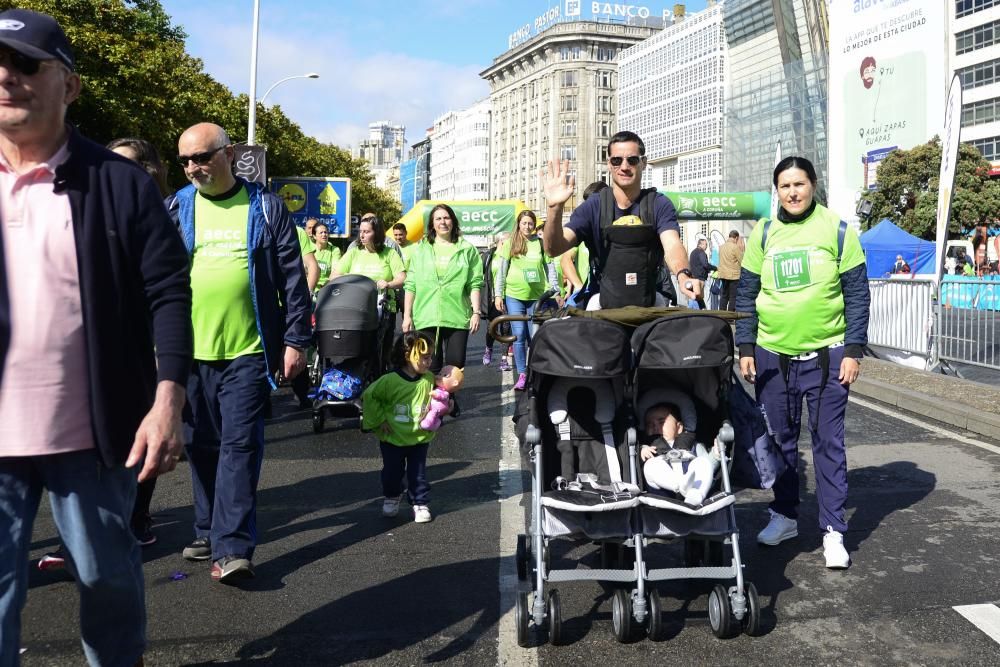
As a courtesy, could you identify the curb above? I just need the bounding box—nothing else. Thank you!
[852,376,1000,442]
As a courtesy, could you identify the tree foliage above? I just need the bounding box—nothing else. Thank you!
[858,136,1000,240]
[0,0,401,222]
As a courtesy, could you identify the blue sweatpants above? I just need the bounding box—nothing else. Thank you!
[754,345,850,532]
[185,354,269,561]
[379,442,430,506]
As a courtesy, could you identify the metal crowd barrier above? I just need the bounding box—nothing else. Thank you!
[867,279,936,356]
[938,277,1000,370]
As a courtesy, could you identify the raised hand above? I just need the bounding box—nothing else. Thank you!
[541,159,575,206]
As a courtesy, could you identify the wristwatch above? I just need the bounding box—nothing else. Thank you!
[676,268,693,279]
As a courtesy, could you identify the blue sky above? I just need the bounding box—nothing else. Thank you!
[159,0,708,149]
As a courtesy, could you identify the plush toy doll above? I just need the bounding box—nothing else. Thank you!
[420,365,465,431]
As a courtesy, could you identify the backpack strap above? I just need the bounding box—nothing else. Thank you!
[836,219,847,266]
[760,218,773,253]
[639,187,657,229]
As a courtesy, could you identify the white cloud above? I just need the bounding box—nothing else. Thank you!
[174,6,489,151]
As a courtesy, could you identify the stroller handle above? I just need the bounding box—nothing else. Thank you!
[487,289,560,344]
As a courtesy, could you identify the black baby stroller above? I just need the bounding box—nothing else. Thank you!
[311,274,394,433]
[629,312,761,639]
[511,315,645,646]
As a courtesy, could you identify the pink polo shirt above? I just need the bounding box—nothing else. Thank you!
[0,141,95,457]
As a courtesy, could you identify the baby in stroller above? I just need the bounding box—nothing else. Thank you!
[638,394,720,506]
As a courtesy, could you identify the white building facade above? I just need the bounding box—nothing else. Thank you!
[429,98,492,201]
[618,2,726,193]
[953,1,1000,170]
[353,120,406,191]
[481,21,659,216]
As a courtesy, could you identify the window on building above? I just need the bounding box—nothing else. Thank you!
[560,70,578,87]
[598,120,611,138]
[958,58,1000,90]
[969,136,1000,160]
[561,120,577,137]
[957,19,1000,55]
[598,144,608,162]
[962,96,1000,126]
[597,71,612,88]
[560,145,577,161]
[561,95,578,112]
[957,0,1000,19]
[598,95,612,113]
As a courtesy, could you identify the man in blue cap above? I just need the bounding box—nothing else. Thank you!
[0,9,192,666]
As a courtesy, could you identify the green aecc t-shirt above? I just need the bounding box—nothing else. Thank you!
[336,245,404,284]
[741,203,866,356]
[361,370,436,446]
[190,187,263,360]
[497,237,552,301]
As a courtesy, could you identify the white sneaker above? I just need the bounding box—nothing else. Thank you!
[382,497,400,517]
[413,505,432,523]
[823,526,850,569]
[756,510,798,545]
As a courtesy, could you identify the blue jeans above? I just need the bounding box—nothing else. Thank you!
[185,354,269,561]
[754,345,850,532]
[0,449,144,666]
[504,297,536,375]
[379,442,430,505]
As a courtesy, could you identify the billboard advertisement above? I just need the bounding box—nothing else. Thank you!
[270,177,352,238]
[828,0,947,221]
[397,200,528,247]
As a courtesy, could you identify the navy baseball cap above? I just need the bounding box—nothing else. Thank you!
[0,9,74,71]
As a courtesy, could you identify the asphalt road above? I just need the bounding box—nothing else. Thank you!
[16,331,1000,665]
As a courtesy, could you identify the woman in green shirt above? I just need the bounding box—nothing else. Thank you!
[493,210,559,391]
[312,222,342,292]
[332,217,406,310]
[402,204,483,379]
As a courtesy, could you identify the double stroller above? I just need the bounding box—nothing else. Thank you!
[311,274,395,432]
[511,310,761,645]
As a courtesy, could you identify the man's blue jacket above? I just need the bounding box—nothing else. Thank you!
[166,178,312,385]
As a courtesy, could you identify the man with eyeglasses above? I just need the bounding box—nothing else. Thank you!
[0,9,192,666]
[541,130,702,309]
[166,122,311,584]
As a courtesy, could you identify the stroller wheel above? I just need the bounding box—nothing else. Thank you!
[742,582,762,636]
[547,589,562,645]
[708,584,736,639]
[515,590,531,648]
[515,534,529,581]
[312,409,325,434]
[647,589,663,641]
[611,588,633,643]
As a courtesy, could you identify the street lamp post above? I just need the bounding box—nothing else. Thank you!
[245,1,320,146]
[247,73,320,146]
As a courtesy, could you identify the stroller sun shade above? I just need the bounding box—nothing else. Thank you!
[529,317,630,379]
[631,314,733,370]
[315,274,380,332]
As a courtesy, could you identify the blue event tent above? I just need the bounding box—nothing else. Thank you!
[859,219,936,277]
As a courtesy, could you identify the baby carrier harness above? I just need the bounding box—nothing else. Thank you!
[594,186,662,309]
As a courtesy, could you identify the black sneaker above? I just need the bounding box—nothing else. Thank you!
[182,537,212,561]
[133,525,157,547]
[211,555,254,583]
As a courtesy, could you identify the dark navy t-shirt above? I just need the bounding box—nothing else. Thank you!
[565,190,679,263]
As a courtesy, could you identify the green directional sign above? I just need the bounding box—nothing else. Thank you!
[663,191,770,220]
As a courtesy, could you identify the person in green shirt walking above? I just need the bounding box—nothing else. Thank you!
[362,331,440,523]
[333,217,405,306]
[493,209,559,391]
[736,156,870,570]
[402,204,483,392]
[312,222,341,291]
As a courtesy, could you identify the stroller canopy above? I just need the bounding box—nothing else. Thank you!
[631,314,733,370]
[315,274,380,332]
[529,317,630,379]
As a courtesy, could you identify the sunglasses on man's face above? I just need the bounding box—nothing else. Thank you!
[608,155,643,167]
[0,49,52,77]
[177,145,227,167]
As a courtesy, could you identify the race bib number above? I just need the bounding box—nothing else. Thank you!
[772,249,812,290]
[523,268,541,283]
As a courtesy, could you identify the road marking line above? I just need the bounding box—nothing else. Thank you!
[497,382,537,667]
[850,395,1000,456]
[954,604,1000,645]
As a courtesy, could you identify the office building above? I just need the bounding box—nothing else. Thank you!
[429,98,491,201]
[618,2,726,193]
[481,20,660,216]
[953,1,1000,170]
[353,120,406,191]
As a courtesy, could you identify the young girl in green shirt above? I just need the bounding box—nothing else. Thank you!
[361,331,441,523]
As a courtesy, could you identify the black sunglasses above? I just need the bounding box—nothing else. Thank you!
[609,155,643,167]
[177,145,227,166]
[0,49,48,77]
